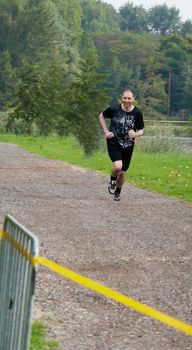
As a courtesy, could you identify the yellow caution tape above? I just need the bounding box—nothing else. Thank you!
[1,229,192,336]
[0,229,37,265]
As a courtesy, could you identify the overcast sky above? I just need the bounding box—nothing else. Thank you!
[103,0,191,21]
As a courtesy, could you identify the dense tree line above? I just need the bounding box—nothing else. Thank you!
[0,0,192,153]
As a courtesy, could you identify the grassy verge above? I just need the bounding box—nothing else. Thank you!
[30,321,59,350]
[0,134,191,202]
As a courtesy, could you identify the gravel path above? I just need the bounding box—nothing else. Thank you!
[0,142,192,350]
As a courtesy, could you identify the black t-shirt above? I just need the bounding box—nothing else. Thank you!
[103,104,144,148]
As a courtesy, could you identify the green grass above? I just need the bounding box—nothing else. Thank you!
[128,152,191,201]
[30,321,59,350]
[0,134,191,202]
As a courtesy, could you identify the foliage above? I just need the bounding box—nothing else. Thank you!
[148,4,181,34]
[119,3,148,33]
[61,48,110,154]
[6,46,110,154]
[137,122,192,154]
[1,0,192,143]
[7,63,64,134]
[22,0,63,59]
[180,20,192,36]
[159,34,192,114]
[140,75,168,115]
[7,63,54,135]
[0,0,25,60]
[94,31,164,111]
[0,51,16,108]
[137,134,180,154]
[80,0,119,33]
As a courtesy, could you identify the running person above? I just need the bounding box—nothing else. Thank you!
[99,88,144,201]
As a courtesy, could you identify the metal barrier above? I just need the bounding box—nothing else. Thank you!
[0,214,39,350]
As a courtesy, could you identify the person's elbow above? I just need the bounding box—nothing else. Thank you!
[98,112,104,123]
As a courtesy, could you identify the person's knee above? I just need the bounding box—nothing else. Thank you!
[113,161,122,173]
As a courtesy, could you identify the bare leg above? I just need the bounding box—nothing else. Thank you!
[111,161,125,188]
[116,170,126,188]
[111,160,122,177]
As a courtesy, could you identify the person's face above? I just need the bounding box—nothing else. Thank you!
[122,91,134,108]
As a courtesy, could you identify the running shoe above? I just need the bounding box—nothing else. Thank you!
[108,179,116,194]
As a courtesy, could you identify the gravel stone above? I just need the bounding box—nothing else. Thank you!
[0,142,192,350]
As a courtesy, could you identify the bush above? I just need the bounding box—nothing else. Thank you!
[0,110,12,133]
[136,122,190,154]
[136,135,180,153]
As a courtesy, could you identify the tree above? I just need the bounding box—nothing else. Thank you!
[159,34,190,114]
[94,31,160,99]
[7,62,69,135]
[140,75,168,117]
[148,4,181,34]
[0,51,16,109]
[0,0,25,66]
[80,0,119,33]
[52,0,82,69]
[7,63,44,134]
[183,65,192,114]
[119,2,148,33]
[180,20,192,37]
[22,0,68,63]
[63,48,110,154]
[0,0,82,111]
[53,0,82,45]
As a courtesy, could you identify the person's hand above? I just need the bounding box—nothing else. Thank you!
[128,129,136,139]
[105,131,114,139]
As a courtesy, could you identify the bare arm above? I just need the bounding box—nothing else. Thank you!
[128,129,144,139]
[98,112,114,139]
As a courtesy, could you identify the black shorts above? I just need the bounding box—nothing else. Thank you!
[107,138,134,171]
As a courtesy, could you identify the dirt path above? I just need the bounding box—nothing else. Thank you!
[0,142,192,350]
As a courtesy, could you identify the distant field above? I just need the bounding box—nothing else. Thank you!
[0,134,191,202]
